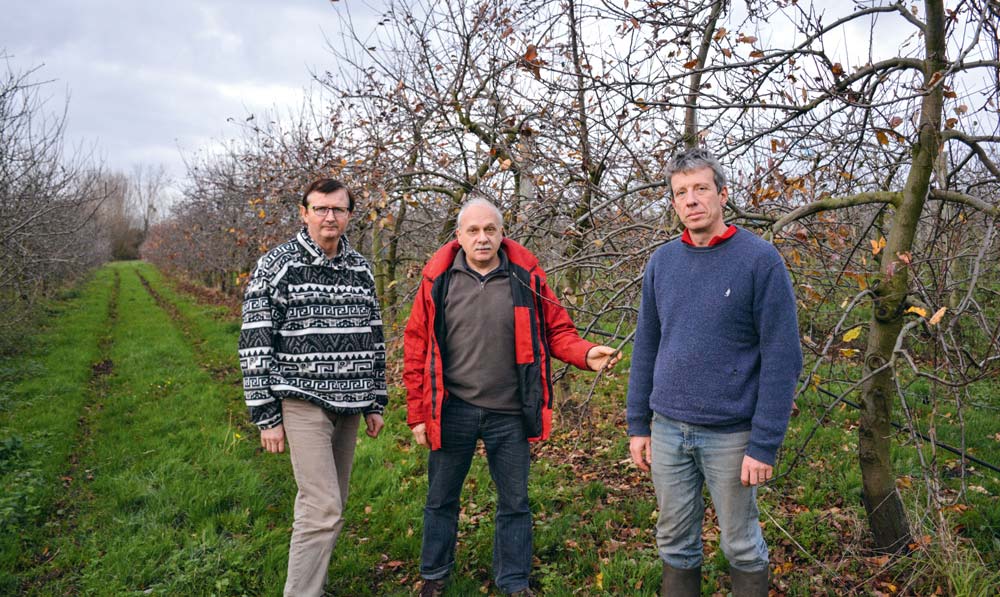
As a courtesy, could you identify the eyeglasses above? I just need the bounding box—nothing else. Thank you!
[310,206,350,218]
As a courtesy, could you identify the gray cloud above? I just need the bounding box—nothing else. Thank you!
[1,0,378,182]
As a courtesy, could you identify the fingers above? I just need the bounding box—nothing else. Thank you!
[741,456,773,486]
[630,448,650,472]
[261,435,284,453]
[587,346,622,371]
[260,425,285,453]
[365,414,384,438]
[605,347,622,367]
[412,424,429,448]
[629,436,651,472]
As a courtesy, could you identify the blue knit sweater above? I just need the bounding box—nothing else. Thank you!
[625,228,803,465]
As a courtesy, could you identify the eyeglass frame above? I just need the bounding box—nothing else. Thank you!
[309,205,351,218]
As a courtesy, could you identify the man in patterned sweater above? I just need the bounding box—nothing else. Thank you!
[626,148,802,597]
[239,178,387,597]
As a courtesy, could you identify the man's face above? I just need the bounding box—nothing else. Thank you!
[670,166,728,237]
[455,203,503,272]
[299,188,352,253]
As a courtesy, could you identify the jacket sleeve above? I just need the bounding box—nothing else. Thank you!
[538,276,596,370]
[364,262,388,416]
[238,257,284,429]
[403,279,431,427]
[625,260,660,437]
[747,255,803,465]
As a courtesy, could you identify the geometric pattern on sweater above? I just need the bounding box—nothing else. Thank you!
[239,228,387,429]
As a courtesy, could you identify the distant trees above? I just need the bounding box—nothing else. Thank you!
[150,0,999,554]
[0,60,107,350]
[0,58,170,351]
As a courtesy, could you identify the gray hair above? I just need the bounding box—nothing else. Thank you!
[456,196,503,230]
[663,147,727,193]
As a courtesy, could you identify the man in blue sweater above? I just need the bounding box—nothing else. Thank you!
[626,148,802,596]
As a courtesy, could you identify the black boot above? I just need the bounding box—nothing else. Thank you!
[730,567,769,597]
[660,563,701,597]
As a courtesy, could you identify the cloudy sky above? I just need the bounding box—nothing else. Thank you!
[1,0,379,185]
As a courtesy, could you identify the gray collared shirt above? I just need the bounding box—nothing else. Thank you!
[441,249,519,414]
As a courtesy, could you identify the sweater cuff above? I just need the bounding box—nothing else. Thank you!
[745,443,777,466]
[626,418,652,437]
[256,417,282,430]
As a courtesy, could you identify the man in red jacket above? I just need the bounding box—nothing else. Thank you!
[404,197,619,596]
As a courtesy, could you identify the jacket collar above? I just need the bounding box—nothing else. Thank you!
[450,247,509,279]
[296,227,352,265]
[424,237,538,280]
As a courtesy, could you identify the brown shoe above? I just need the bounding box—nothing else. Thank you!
[420,578,446,597]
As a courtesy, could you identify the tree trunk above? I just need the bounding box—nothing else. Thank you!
[682,0,724,149]
[858,0,946,553]
[563,0,598,297]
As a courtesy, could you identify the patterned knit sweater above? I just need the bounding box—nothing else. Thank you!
[239,229,387,429]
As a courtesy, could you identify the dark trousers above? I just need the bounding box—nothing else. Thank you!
[420,398,532,593]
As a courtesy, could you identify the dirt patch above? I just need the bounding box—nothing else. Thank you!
[90,359,114,377]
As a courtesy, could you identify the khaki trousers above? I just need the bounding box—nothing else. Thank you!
[282,398,361,597]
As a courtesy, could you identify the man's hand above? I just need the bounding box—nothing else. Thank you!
[629,436,652,472]
[411,423,429,448]
[586,345,621,371]
[261,424,285,453]
[740,455,773,486]
[365,413,385,438]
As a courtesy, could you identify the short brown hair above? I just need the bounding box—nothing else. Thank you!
[301,179,355,212]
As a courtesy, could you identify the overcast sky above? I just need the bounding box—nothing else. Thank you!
[1,0,378,186]
[3,1,970,196]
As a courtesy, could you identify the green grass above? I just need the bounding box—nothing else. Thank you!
[1,261,998,595]
[0,269,115,594]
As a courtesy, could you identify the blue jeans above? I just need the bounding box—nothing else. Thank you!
[650,414,769,572]
[421,398,532,593]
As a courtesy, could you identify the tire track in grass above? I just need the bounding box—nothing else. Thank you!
[20,263,290,595]
[23,270,121,592]
[133,268,262,447]
[135,269,241,383]
[2,269,118,594]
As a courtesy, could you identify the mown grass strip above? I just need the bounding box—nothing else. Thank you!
[0,269,116,594]
[18,263,291,595]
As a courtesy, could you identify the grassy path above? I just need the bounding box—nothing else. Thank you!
[2,262,998,596]
[0,268,116,593]
[6,263,289,594]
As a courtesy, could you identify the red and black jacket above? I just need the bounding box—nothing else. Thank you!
[403,238,596,450]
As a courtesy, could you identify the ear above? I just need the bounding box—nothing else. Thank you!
[299,204,308,223]
[719,186,729,205]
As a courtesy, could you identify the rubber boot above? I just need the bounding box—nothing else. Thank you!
[660,563,701,597]
[730,567,769,597]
